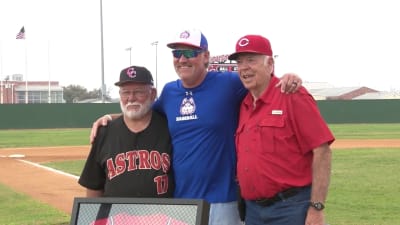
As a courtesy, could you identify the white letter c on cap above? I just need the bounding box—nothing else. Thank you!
[238,38,249,47]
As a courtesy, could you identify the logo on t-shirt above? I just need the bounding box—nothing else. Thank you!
[176,91,198,121]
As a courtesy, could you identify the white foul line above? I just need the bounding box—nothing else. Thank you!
[17,159,80,180]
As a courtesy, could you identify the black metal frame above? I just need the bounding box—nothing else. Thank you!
[70,197,210,225]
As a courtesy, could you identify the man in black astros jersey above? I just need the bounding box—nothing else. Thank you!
[78,65,174,198]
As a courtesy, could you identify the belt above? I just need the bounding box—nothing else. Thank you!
[255,185,310,207]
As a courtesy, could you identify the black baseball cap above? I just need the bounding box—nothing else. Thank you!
[114,65,154,86]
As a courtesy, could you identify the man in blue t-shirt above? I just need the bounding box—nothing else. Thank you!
[90,29,302,225]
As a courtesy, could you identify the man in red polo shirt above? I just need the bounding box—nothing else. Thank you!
[230,35,335,225]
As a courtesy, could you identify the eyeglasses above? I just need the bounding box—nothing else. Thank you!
[119,89,150,99]
[172,49,204,59]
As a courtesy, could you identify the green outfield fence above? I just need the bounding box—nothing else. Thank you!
[0,99,399,129]
[0,103,120,129]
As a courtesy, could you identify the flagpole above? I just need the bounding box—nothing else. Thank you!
[100,0,105,103]
[0,41,3,104]
[24,40,28,104]
[48,40,51,103]
[0,79,3,104]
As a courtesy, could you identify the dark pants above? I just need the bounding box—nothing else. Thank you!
[244,186,311,225]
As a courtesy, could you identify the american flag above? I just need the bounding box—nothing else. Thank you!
[16,26,25,39]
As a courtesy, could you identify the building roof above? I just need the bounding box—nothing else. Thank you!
[303,82,334,90]
[353,91,400,99]
[308,87,364,97]
[14,85,63,91]
[75,98,115,103]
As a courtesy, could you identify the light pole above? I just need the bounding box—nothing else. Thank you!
[11,83,14,104]
[0,79,3,104]
[100,0,106,103]
[125,47,132,65]
[151,41,158,89]
[4,76,10,104]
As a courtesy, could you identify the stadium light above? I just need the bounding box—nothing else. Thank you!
[151,41,158,89]
[100,0,106,103]
[125,47,132,66]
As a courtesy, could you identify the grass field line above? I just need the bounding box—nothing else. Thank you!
[0,145,90,151]
[17,158,80,180]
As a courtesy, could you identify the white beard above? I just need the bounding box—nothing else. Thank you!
[120,98,152,120]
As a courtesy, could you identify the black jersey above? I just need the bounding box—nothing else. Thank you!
[79,111,174,198]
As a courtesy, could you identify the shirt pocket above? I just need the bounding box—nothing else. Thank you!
[258,116,285,153]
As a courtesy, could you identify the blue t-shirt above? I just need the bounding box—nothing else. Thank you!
[153,71,247,203]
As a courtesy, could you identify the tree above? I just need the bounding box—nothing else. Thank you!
[63,85,111,103]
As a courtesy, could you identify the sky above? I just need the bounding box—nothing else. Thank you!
[1,0,399,98]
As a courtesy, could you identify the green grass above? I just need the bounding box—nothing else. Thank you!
[0,128,90,148]
[0,183,70,225]
[43,160,86,176]
[1,124,400,224]
[1,124,399,150]
[326,148,400,225]
[41,148,400,225]
[329,123,400,139]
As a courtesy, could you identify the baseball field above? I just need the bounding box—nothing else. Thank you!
[0,124,399,225]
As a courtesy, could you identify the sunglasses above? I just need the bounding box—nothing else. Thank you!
[172,49,204,59]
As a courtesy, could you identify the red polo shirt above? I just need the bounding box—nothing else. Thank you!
[235,76,335,200]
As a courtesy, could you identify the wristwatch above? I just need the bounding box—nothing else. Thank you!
[310,201,325,211]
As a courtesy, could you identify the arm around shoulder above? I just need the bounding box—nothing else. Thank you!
[89,113,121,144]
[276,73,303,93]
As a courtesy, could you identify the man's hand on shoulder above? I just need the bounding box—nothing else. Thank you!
[90,114,113,144]
[276,73,302,94]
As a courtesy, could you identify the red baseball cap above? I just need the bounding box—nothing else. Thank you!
[228,35,273,60]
